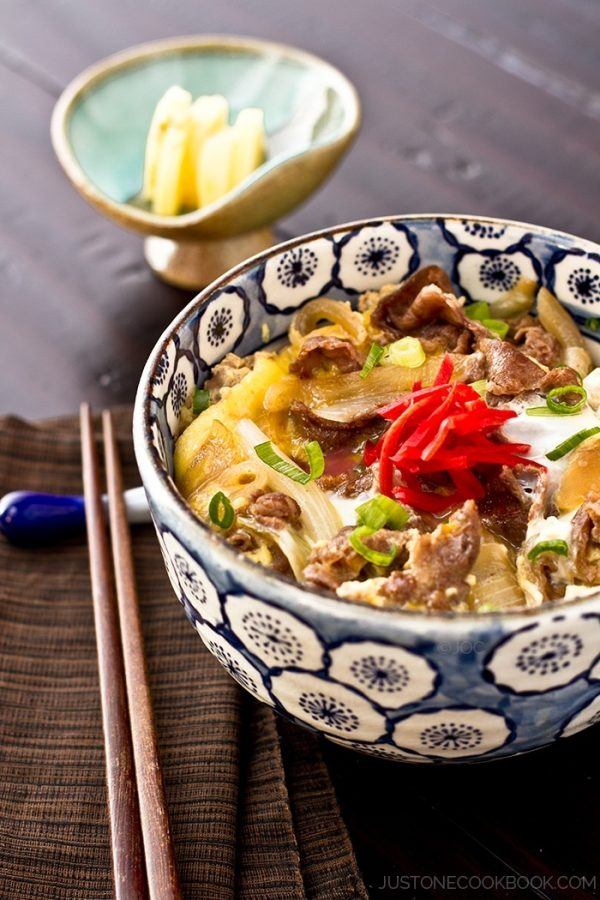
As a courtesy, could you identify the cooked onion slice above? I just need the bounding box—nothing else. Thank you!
[471,543,525,611]
[537,287,592,376]
[265,354,482,421]
[237,516,311,579]
[488,278,536,319]
[290,298,366,347]
[187,460,270,519]
[236,418,342,543]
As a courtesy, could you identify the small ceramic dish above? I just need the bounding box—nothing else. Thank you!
[51,35,360,289]
[134,214,600,764]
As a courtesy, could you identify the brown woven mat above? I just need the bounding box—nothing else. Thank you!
[0,411,367,900]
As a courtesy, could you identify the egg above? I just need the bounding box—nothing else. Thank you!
[501,399,600,491]
[328,490,374,527]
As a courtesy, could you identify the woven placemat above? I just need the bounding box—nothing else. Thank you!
[0,411,367,899]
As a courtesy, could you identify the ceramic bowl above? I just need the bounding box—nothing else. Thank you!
[134,215,600,764]
[51,35,360,289]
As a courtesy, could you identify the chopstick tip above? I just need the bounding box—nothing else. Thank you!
[80,402,93,432]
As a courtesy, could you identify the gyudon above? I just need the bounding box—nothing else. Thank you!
[173,266,600,612]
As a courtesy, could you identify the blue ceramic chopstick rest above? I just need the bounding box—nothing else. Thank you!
[0,491,87,545]
[0,487,149,545]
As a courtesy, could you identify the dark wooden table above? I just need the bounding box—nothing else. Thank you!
[2,1,599,896]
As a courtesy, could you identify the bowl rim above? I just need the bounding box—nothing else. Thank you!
[50,33,361,232]
[133,212,600,630]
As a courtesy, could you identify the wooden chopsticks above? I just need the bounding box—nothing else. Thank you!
[80,404,181,900]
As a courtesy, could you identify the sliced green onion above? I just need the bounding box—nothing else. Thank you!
[470,380,488,396]
[208,491,235,529]
[546,384,587,415]
[305,440,325,479]
[349,525,397,567]
[546,426,600,461]
[465,303,508,337]
[527,539,569,561]
[465,301,490,321]
[193,388,210,415]
[482,318,509,339]
[254,440,323,484]
[356,494,410,531]
[360,343,384,379]
[584,317,600,332]
[526,407,556,417]
[526,384,587,417]
[376,497,409,530]
[255,441,310,483]
[381,336,425,369]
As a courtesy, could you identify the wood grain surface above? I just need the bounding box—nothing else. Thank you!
[2,2,600,897]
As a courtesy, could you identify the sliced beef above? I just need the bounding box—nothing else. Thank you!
[508,314,536,338]
[229,524,292,577]
[318,466,374,498]
[269,542,294,577]
[405,510,439,533]
[290,400,385,452]
[393,284,465,333]
[511,315,560,367]
[370,265,455,334]
[380,501,482,610]
[289,335,362,379]
[512,471,558,605]
[204,352,253,401]
[373,280,490,355]
[482,338,580,398]
[540,366,581,393]
[519,552,567,603]
[248,491,301,530]
[417,321,472,354]
[457,350,487,384]
[570,495,600,586]
[481,339,547,396]
[303,527,412,592]
[528,466,550,522]
[520,326,560,367]
[478,464,547,547]
[228,529,257,552]
[302,527,363,590]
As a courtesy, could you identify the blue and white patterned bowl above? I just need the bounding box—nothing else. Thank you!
[134,215,600,764]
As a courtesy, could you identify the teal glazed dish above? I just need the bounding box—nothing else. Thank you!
[134,215,600,763]
[51,36,360,288]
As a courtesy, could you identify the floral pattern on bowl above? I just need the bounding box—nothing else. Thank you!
[392,707,514,760]
[160,528,223,627]
[327,639,438,707]
[546,247,600,331]
[134,214,600,763]
[195,287,250,368]
[223,593,325,671]
[195,620,274,706]
[557,691,600,739]
[439,219,531,252]
[258,237,337,313]
[454,250,541,304]
[336,222,419,293]
[483,614,600,695]
[270,670,388,741]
